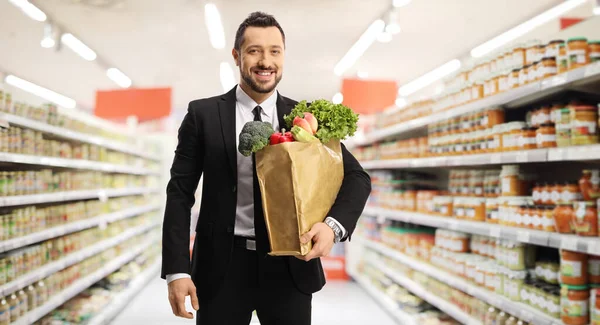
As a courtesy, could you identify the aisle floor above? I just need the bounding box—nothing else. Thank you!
[112,276,396,325]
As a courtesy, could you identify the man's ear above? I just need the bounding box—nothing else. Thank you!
[232,49,240,66]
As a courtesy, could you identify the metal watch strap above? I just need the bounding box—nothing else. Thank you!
[324,217,342,244]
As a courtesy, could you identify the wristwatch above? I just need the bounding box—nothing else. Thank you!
[324,217,343,244]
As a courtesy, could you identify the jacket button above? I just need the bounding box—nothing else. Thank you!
[226,226,234,233]
[232,185,237,192]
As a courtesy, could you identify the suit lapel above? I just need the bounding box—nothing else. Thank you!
[218,86,238,180]
[276,92,292,131]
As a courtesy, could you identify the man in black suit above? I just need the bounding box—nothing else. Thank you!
[162,11,371,325]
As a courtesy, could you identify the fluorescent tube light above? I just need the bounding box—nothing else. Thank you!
[220,62,236,92]
[106,68,132,88]
[393,0,411,8]
[205,3,226,49]
[334,19,385,76]
[377,31,393,43]
[8,0,46,22]
[395,97,407,108]
[470,0,587,58]
[332,92,344,104]
[61,33,97,61]
[41,38,55,48]
[594,0,600,16]
[398,59,461,97]
[5,75,76,109]
[385,23,401,35]
[357,71,369,79]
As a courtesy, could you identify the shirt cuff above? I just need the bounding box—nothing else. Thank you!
[325,217,348,240]
[166,273,191,284]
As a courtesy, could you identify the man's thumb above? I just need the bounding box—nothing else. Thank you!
[190,288,199,311]
[301,230,316,244]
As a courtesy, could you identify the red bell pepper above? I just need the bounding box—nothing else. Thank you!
[269,129,295,145]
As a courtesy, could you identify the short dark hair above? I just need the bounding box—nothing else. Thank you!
[234,11,285,52]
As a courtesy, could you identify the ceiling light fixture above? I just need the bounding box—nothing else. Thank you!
[220,62,236,92]
[61,33,97,61]
[470,0,587,58]
[393,0,411,8]
[385,23,401,35]
[398,59,461,97]
[205,3,226,49]
[106,68,132,88]
[377,31,393,43]
[8,0,47,22]
[357,71,369,79]
[594,0,600,15]
[5,75,76,109]
[395,97,407,108]
[332,92,344,104]
[334,19,385,76]
[41,23,56,48]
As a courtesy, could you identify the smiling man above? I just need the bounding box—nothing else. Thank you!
[161,11,371,325]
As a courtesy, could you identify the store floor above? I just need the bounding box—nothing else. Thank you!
[111,276,396,325]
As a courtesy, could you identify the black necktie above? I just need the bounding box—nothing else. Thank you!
[252,106,269,252]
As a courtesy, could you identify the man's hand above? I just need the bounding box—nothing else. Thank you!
[296,222,335,262]
[168,278,199,319]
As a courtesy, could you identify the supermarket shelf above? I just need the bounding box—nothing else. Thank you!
[365,258,481,325]
[0,204,160,253]
[357,237,561,325]
[87,258,161,325]
[14,237,158,325]
[0,187,158,207]
[0,152,159,175]
[0,112,160,162]
[360,145,600,169]
[349,271,417,325]
[364,206,600,256]
[0,221,160,297]
[358,63,600,146]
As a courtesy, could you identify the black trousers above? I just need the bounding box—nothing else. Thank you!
[196,245,312,325]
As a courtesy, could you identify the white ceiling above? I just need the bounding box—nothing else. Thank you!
[0,0,585,119]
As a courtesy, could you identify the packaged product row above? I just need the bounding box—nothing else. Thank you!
[357,217,600,324]
[36,245,159,325]
[0,212,156,287]
[354,99,600,162]
[375,37,600,129]
[360,249,533,325]
[368,165,600,238]
[0,194,157,241]
[0,125,158,169]
[0,228,159,325]
[0,170,157,197]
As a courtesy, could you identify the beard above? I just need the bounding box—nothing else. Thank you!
[240,65,282,94]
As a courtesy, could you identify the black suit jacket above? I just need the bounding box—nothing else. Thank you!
[161,86,371,302]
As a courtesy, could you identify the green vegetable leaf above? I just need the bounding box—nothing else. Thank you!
[284,99,359,143]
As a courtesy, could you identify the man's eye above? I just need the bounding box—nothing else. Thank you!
[249,49,258,54]
[272,50,280,54]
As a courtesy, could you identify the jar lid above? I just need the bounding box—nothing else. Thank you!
[572,105,596,111]
[591,284,600,288]
[561,284,589,290]
[542,56,556,62]
[523,126,538,131]
[538,123,555,128]
[549,39,565,45]
[559,43,565,48]
[567,37,588,42]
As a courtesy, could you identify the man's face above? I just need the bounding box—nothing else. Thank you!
[234,26,284,94]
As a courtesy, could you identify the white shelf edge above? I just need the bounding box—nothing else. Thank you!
[366,258,481,325]
[0,112,161,162]
[0,187,159,207]
[0,204,160,253]
[363,206,600,256]
[86,258,161,325]
[359,63,600,145]
[14,238,158,325]
[0,221,160,297]
[0,152,158,175]
[357,237,561,325]
[350,271,417,325]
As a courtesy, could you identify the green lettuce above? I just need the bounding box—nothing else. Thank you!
[284,99,359,144]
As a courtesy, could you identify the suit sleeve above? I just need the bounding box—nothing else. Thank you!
[326,143,371,240]
[161,103,204,278]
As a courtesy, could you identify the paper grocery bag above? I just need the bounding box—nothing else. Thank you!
[255,140,344,256]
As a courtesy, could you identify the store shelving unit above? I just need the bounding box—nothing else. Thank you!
[0,221,159,297]
[348,271,418,325]
[355,237,560,325]
[0,112,160,161]
[86,258,161,325]
[0,152,159,175]
[0,203,160,253]
[352,62,600,147]
[13,237,159,325]
[0,187,158,207]
[363,206,600,255]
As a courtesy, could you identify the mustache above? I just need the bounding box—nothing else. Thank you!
[253,65,277,71]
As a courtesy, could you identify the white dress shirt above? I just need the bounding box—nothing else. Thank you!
[166,86,345,284]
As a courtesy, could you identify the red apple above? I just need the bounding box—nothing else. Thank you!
[303,112,318,134]
[293,116,313,134]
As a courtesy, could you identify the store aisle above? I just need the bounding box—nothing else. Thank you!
[112,276,396,325]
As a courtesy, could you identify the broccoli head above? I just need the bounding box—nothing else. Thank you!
[238,121,274,157]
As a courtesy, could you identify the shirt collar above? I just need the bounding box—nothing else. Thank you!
[235,85,278,119]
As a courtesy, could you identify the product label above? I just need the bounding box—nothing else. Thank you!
[541,190,550,202]
[561,190,576,204]
[533,190,541,202]
[502,178,511,194]
[0,310,7,322]
[532,216,542,228]
[536,133,557,146]
[562,297,589,317]
[590,259,600,276]
[561,260,583,277]
[572,120,597,135]
[575,203,586,220]
[568,49,588,64]
[467,208,475,218]
[551,190,561,203]
[518,136,536,147]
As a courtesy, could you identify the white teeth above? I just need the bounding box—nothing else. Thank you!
[257,71,271,76]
